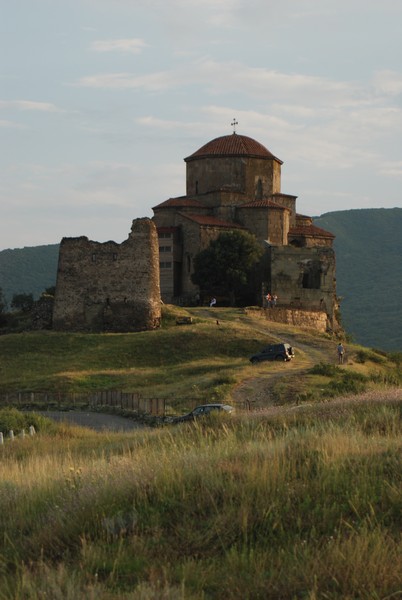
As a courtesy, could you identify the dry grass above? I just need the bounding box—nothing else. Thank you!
[0,394,401,599]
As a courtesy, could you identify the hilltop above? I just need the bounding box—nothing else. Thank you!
[1,208,401,350]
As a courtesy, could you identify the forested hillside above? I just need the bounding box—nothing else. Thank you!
[0,244,59,306]
[0,208,401,350]
[314,208,402,351]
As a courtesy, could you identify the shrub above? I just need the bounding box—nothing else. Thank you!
[355,348,386,364]
[0,407,55,434]
[309,362,339,377]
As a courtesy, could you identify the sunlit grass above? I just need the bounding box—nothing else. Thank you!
[0,397,401,598]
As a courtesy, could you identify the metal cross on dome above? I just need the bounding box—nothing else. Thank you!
[231,118,238,133]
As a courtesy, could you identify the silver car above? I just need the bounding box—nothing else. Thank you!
[173,403,234,423]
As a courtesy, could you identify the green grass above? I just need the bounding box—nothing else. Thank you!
[0,307,270,400]
[1,307,400,411]
[0,395,401,599]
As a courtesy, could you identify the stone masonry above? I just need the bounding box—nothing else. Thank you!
[53,218,161,332]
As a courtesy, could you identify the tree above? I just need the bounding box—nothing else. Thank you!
[191,230,264,306]
[11,293,34,313]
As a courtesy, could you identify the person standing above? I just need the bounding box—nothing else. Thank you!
[337,342,345,364]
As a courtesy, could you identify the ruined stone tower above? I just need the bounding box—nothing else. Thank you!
[53,218,161,332]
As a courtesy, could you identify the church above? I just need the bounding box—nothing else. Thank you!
[152,127,339,330]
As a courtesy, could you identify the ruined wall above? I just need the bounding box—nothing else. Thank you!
[245,306,329,333]
[53,218,161,332]
[269,245,339,331]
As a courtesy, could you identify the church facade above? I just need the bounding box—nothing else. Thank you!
[152,132,339,330]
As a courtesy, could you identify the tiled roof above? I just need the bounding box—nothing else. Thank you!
[289,225,335,238]
[240,198,289,210]
[179,213,245,228]
[152,196,205,210]
[185,134,282,163]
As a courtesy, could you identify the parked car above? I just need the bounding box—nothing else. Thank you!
[250,343,295,364]
[172,403,235,423]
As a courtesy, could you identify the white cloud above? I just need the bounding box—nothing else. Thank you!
[379,161,402,178]
[0,120,26,129]
[372,70,402,97]
[75,71,173,91]
[0,100,64,113]
[90,38,148,53]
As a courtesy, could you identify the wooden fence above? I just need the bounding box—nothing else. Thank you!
[0,391,166,416]
[0,392,248,416]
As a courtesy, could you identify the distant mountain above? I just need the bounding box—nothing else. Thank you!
[1,208,401,350]
[314,208,402,351]
[0,244,59,306]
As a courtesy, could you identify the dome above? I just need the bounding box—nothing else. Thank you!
[185,133,282,163]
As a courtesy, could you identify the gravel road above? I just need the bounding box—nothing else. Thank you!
[37,411,146,432]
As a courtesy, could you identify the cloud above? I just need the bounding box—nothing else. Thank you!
[73,58,359,107]
[372,70,402,97]
[90,38,148,53]
[0,100,64,113]
[379,161,402,178]
[74,71,173,91]
[0,120,26,129]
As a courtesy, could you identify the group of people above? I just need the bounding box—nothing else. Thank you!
[265,293,278,308]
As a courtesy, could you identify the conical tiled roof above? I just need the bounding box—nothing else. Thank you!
[185,133,282,163]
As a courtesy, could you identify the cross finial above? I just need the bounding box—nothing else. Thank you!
[231,118,238,133]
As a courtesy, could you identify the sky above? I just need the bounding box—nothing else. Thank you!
[1,0,402,251]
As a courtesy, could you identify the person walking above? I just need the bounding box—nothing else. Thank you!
[337,342,345,364]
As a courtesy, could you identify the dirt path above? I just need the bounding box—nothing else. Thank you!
[36,411,146,431]
[192,307,336,408]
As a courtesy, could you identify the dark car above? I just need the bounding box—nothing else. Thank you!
[172,403,235,423]
[250,343,295,364]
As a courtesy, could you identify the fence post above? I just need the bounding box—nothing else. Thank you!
[9,430,15,441]
[0,432,3,444]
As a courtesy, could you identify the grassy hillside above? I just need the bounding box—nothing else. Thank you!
[0,310,400,598]
[0,306,400,408]
[314,208,402,351]
[0,243,59,305]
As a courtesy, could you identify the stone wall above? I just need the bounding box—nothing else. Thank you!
[269,245,339,331]
[245,306,329,333]
[52,218,161,332]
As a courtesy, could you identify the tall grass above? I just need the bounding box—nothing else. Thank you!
[0,398,401,599]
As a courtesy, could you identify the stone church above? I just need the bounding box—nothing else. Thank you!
[153,130,338,330]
